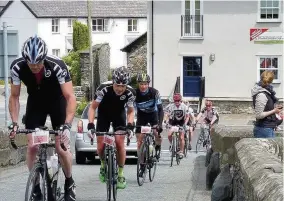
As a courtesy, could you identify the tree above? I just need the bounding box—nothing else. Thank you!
[73,20,90,51]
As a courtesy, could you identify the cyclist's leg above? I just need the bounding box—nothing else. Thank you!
[25,96,47,170]
[25,96,47,198]
[113,115,127,189]
[135,116,145,151]
[168,119,174,145]
[50,97,76,200]
[178,121,185,155]
[96,115,110,182]
[150,113,161,151]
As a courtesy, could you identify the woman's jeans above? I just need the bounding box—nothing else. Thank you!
[253,126,275,138]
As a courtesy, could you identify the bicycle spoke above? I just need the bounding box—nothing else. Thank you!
[137,142,147,186]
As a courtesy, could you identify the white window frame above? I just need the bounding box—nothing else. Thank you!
[257,55,281,83]
[257,0,282,22]
[128,19,138,32]
[92,19,109,32]
[52,49,60,57]
[181,0,203,39]
[52,19,60,33]
[68,19,76,33]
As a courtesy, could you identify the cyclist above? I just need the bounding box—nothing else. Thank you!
[87,66,136,189]
[185,104,195,150]
[134,73,164,175]
[8,35,76,201]
[195,100,219,133]
[165,93,189,159]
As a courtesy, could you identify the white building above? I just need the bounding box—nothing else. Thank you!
[0,0,147,68]
[147,1,283,107]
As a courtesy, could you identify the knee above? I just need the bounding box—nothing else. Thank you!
[27,144,39,154]
[115,138,125,151]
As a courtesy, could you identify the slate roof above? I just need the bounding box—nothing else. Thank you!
[121,32,146,52]
[0,1,12,16]
[22,0,147,18]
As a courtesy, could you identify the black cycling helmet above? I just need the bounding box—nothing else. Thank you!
[22,35,48,64]
[112,66,130,85]
[137,73,150,83]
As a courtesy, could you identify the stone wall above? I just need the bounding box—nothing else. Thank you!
[126,35,147,75]
[73,86,89,101]
[0,128,27,167]
[80,43,110,100]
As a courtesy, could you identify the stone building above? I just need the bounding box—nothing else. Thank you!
[121,32,147,75]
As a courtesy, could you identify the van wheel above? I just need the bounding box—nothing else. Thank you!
[75,150,86,164]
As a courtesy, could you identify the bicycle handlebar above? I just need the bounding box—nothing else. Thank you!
[9,128,66,151]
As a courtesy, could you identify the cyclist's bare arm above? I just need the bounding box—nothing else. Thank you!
[9,84,21,123]
[61,81,76,124]
[88,100,100,123]
[184,114,189,125]
[196,112,203,122]
[126,95,135,124]
[189,113,195,124]
[210,115,217,125]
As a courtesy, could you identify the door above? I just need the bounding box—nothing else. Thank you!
[183,56,202,97]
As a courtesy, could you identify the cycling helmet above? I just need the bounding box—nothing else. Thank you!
[22,35,48,64]
[205,100,212,106]
[173,93,182,102]
[137,73,151,83]
[112,66,130,85]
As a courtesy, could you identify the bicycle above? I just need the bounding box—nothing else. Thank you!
[168,125,184,167]
[10,126,66,201]
[183,125,190,157]
[195,123,211,153]
[136,124,159,186]
[90,125,131,201]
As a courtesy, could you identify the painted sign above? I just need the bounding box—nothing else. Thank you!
[250,28,284,44]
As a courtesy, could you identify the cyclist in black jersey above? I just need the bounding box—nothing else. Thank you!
[135,73,164,175]
[8,35,76,201]
[87,66,136,189]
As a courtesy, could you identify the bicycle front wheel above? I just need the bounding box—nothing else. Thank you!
[176,135,180,165]
[137,141,147,186]
[25,163,48,201]
[149,141,157,182]
[196,132,205,153]
[170,135,175,167]
[184,132,189,157]
[105,149,112,201]
[112,151,118,201]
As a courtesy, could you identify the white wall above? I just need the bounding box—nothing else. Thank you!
[38,18,147,68]
[0,1,37,56]
[152,1,283,99]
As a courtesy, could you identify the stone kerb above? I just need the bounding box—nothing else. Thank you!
[211,125,254,165]
[234,138,283,201]
[0,128,27,167]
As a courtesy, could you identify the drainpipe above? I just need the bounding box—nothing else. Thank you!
[151,0,154,88]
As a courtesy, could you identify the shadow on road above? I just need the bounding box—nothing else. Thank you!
[73,158,138,166]
[185,155,211,201]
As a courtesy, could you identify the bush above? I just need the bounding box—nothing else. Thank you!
[76,98,89,116]
[62,51,81,86]
[73,21,90,52]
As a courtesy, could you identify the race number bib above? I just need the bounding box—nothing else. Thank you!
[171,126,179,132]
[32,130,49,145]
[141,126,152,134]
[104,135,115,147]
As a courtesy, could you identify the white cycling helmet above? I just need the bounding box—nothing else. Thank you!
[112,66,130,85]
[22,35,48,64]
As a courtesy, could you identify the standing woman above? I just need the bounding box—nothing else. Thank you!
[251,70,283,138]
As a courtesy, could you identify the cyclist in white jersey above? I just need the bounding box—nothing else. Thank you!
[185,105,195,150]
[165,93,189,158]
[196,100,219,133]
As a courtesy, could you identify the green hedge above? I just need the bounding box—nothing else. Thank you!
[62,51,81,86]
[76,98,89,116]
[73,21,90,52]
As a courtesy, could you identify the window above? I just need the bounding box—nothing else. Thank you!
[92,19,109,32]
[52,19,60,33]
[128,19,138,32]
[259,0,281,21]
[68,19,75,33]
[52,49,60,57]
[181,0,203,38]
[258,56,280,82]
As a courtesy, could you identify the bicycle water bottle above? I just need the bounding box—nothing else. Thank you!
[51,154,59,176]
[149,144,154,155]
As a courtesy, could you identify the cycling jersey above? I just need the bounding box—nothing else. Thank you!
[166,103,189,121]
[200,107,219,123]
[94,81,136,131]
[9,55,71,130]
[135,87,163,133]
[10,55,71,98]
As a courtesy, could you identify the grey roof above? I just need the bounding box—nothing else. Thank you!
[0,1,12,16]
[22,0,147,18]
[121,32,146,52]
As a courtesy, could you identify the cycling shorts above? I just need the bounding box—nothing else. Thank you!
[169,119,184,127]
[25,95,66,130]
[96,112,126,133]
[136,112,158,133]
